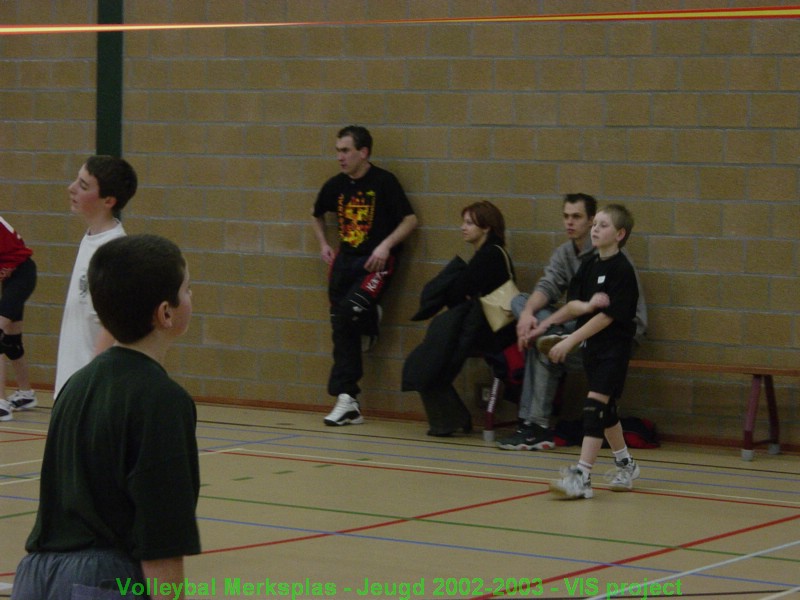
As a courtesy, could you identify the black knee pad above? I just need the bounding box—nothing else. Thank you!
[0,333,24,360]
[603,400,620,429]
[583,398,609,438]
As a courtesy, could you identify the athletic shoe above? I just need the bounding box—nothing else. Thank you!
[535,334,576,357]
[9,389,37,411]
[607,458,640,492]
[0,399,12,422]
[323,393,364,426]
[496,423,555,451]
[550,466,593,499]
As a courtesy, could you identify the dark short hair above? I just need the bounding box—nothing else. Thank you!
[461,200,506,245]
[337,125,373,156]
[88,234,186,344]
[600,203,635,248]
[563,193,597,218]
[85,155,138,219]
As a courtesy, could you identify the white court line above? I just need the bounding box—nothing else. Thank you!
[585,539,800,600]
[0,476,39,487]
[761,585,800,599]
[0,450,228,488]
[0,425,47,434]
[0,582,12,591]
[0,458,42,468]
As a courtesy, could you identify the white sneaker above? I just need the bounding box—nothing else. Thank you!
[323,394,364,426]
[0,399,13,422]
[9,389,37,411]
[607,458,640,492]
[550,466,593,499]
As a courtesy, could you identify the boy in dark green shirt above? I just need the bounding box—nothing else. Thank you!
[13,235,199,600]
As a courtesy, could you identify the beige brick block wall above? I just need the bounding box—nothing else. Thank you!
[1,1,797,448]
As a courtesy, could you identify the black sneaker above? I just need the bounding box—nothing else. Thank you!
[496,423,555,451]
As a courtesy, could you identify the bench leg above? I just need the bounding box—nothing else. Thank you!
[764,375,780,455]
[742,375,762,461]
[483,377,502,442]
[742,374,781,460]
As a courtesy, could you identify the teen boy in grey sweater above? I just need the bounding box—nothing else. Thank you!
[498,194,647,451]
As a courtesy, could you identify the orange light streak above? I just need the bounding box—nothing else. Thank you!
[2,5,799,36]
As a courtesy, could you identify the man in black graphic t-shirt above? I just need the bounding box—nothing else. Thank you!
[312,126,417,426]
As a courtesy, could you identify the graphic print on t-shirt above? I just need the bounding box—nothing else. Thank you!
[338,190,376,248]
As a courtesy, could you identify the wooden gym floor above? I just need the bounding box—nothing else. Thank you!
[1,395,799,599]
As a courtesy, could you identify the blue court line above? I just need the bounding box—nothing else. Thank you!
[196,514,800,589]
[0,494,38,502]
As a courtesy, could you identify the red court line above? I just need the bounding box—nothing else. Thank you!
[0,432,47,444]
[202,489,548,555]
[473,511,800,599]
[2,6,799,35]
[223,450,543,485]
[222,450,800,509]
[203,450,799,558]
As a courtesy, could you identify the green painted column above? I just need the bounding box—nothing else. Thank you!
[96,0,124,157]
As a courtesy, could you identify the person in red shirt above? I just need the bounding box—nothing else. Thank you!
[0,216,37,421]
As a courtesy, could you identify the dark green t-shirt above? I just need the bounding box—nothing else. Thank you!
[26,347,201,561]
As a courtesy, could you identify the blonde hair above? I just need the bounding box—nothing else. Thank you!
[599,204,634,248]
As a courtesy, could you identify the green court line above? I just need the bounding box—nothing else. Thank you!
[0,510,38,520]
[0,475,38,482]
[199,493,800,565]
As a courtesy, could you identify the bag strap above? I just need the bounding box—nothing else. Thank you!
[494,245,513,280]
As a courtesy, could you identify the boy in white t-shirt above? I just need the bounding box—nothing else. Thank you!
[54,156,137,397]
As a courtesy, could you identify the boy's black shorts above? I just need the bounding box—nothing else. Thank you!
[0,257,37,322]
[582,338,633,400]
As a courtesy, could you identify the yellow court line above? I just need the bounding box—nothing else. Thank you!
[2,5,799,35]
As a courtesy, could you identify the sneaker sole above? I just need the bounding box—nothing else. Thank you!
[536,335,579,357]
[323,415,364,426]
[609,483,633,492]
[609,464,640,492]
[11,400,38,411]
[496,442,528,450]
[497,440,555,451]
[549,482,593,499]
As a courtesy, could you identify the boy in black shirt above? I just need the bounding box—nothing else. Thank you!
[12,235,199,599]
[529,204,640,499]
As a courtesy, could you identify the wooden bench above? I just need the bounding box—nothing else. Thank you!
[628,360,800,460]
[483,358,799,461]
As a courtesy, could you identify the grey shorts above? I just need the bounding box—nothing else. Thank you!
[11,549,144,600]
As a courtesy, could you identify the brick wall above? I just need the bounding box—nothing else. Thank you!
[1,1,797,447]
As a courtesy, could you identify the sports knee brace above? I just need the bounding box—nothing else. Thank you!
[583,398,611,438]
[603,399,620,429]
[0,333,24,360]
